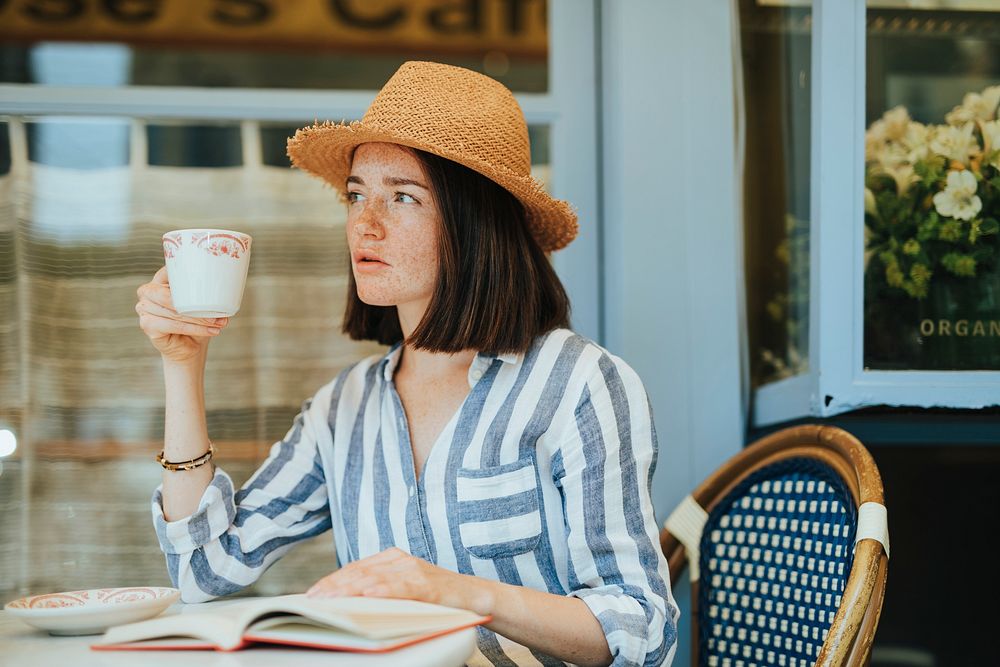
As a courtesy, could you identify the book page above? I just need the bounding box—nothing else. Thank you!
[96,594,488,650]
[96,607,247,650]
[239,594,487,640]
[245,617,408,650]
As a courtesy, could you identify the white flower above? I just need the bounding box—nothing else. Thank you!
[865,132,886,163]
[886,163,918,195]
[870,160,918,195]
[877,141,910,168]
[945,85,1000,125]
[984,85,1000,119]
[945,102,974,126]
[902,121,930,163]
[982,119,1000,169]
[866,107,913,164]
[983,119,1000,150]
[930,122,979,165]
[867,118,887,143]
[933,169,982,221]
[881,106,910,141]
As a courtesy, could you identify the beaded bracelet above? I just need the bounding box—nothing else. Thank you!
[156,443,215,471]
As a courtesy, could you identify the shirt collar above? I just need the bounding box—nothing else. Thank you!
[379,341,404,382]
[486,351,520,365]
[378,342,520,382]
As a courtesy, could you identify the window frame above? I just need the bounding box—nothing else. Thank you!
[753,0,1000,427]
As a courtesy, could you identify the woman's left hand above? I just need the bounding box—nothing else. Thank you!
[306,547,493,615]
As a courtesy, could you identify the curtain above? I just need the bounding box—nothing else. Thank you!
[0,116,385,600]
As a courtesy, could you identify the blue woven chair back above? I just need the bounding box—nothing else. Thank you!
[698,457,857,667]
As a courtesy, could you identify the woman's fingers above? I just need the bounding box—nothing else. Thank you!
[307,567,365,595]
[306,549,424,598]
[137,309,222,337]
[307,573,341,597]
[137,280,176,309]
[137,298,227,327]
[310,573,384,598]
[139,267,178,307]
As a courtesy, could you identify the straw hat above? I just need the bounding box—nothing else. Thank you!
[286,61,578,252]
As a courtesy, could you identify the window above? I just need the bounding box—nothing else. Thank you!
[864,3,1000,371]
[745,0,1000,426]
[741,0,812,390]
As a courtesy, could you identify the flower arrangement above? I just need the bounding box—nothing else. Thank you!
[864,84,1000,299]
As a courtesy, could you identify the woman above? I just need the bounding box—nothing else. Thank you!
[135,61,678,666]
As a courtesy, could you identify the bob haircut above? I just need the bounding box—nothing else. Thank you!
[342,146,571,354]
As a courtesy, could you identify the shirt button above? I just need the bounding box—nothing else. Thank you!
[471,369,484,381]
[408,486,415,498]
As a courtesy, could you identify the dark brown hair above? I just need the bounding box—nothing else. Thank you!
[342,147,571,354]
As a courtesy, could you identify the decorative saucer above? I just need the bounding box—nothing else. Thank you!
[4,587,180,636]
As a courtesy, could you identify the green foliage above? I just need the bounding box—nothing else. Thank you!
[866,155,1000,300]
[914,154,946,188]
[980,218,999,235]
[941,253,977,277]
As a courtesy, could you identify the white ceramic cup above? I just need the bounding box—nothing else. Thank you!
[162,228,252,317]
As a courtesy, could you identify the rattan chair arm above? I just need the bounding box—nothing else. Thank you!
[660,530,687,587]
[686,426,882,510]
[816,540,886,666]
[844,551,888,667]
[817,426,885,506]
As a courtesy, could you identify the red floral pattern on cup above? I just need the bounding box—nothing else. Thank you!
[162,234,182,259]
[161,231,251,261]
[195,232,250,259]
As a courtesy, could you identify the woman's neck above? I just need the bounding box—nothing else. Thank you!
[395,301,477,381]
[396,344,477,383]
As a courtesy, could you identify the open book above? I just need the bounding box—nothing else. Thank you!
[91,594,489,653]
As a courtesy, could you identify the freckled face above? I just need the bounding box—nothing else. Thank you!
[346,143,441,309]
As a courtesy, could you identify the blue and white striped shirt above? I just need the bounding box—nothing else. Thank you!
[152,328,679,666]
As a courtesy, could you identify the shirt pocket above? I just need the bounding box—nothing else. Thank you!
[456,457,543,560]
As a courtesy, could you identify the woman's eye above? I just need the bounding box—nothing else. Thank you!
[347,191,365,203]
[396,193,417,204]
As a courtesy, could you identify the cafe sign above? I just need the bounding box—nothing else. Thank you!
[0,0,548,57]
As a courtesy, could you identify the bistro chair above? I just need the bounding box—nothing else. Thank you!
[662,425,889,667]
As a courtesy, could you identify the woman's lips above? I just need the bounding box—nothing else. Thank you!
[352,249,390,272]
[354,258,389,272]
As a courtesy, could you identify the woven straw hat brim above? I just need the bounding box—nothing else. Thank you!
[286,120,579,253]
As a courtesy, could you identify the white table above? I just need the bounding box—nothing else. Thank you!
[0,600,477,667]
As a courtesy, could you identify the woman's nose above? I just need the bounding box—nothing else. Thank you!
[352,200,386,239]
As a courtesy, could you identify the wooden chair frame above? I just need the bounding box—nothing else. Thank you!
[661,425,889,666]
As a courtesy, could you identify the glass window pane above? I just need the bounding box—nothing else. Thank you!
[1,113,385,598]
[147,123,243,168]
[740,0,812,388]
[0,120,10,176]
[863,2,1000,370]
[0,0,548,92]
[27,118,130,169]
[261,123,300,168]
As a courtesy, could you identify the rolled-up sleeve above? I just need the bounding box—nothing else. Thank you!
[557,354,679,666]
[150,395,333,603]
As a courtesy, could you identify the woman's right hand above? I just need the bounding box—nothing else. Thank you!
[136,266,230,365]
